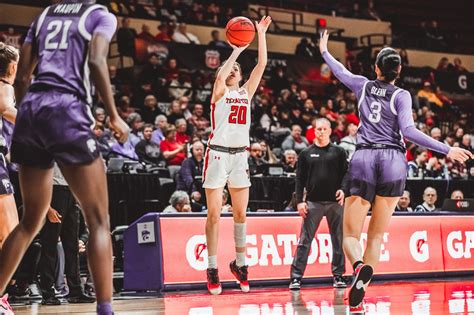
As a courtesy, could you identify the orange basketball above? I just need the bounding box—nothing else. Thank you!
[225,16,256,47]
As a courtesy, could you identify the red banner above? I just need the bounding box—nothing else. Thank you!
[159,215,474,285]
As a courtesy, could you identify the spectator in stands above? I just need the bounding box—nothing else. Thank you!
[268,67,290,95]
[425,156,449,179]
[408,148,429,178]
[349,2,364,19]
[117,17,136,59]
[190,103,208,127]
[94,107,107,126]
[111,137,139,161]
[0,27,22,49]
[260,104,290,137]
[339,122,357,160]
[283,150,298,173]
[208,30,229,49]
[127,113,144,146]
[178,96,193,121]
[164,58,180,82]
[140,53,164,90]
[453,58,467,72]
[108,64,122,96]
[118,96,136,121]
[172,23,200,44]
[399,49,409,66]
[303,98,318,117]
[141,95,163,124]
[331,119,346,143]
[93,123,111,156]
[169,73,193,99]
[366,0,381,21]
[430,127,442,141]
[295,38,315,59]
[414,187,438,212]
[460,134,472,152]
[305,117,317,144]
[451,190,464,200]
[135,124,161,165]
[426,20,446,49]
[417,81,443,108]
[436,57,451,71]
[454,127,464,144]
[204,3,219,25]
[176,140,204,193]
[282,125,309,154]
[162,191,192,213]
[248,142,266,175]
[259,140,279,164]
[220,189,233,213]
[175,118,190,144]
[155,23,172,42]
[395,190,413,212]
[151,114,168,146]
[137,24,155,42]
[160,125,187,166]
[167,100,185,125]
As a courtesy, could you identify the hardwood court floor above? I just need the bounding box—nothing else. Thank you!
[13,278,474,314]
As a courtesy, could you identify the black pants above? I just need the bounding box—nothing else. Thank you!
[39,185,82,298]
[291,201,345,279]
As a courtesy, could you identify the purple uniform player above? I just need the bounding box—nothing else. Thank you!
[0,2,129,315]
[319,30,471,313]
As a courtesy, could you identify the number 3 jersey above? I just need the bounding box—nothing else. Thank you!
[24,1,116,105]
[209,87,251,148]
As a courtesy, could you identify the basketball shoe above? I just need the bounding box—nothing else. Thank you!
[229,260,249,292]
[206,268,222,295]
[349,264,373,308]
[0,294,14,315]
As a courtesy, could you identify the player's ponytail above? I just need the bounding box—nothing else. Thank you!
[375,47,401,82]
[0,42,19,78]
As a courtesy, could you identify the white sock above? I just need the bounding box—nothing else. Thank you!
[236,252,246,267]
[208,255,217,269]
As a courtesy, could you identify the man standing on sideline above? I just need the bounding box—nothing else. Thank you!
[39,164,95,305]
[290,118,348,290]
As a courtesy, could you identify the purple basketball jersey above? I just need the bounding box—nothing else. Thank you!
[24,0,116,105]
[357,80,405,151]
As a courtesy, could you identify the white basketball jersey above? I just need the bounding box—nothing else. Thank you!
[209,87,251,148]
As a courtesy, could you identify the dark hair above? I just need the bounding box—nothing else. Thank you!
[375,47,401,82]
[143,123,154,131]
[0,42,19,78]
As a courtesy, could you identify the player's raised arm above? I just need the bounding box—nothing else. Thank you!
[243,16,272,99]
[319,30,368,94]
[395,90,472,163]
[212,43,248,103]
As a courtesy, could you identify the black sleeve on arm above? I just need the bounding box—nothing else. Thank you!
[295,150,308,203]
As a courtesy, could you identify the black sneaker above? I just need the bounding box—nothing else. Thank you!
[349,264,373,307]
[67,293,96,304]
[333,275,347,288]
[229,260,249,292]
[289,278,301,290]
[206,268,222,295]
[41,295,61,305]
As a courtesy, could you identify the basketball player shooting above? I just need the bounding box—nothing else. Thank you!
[319,30,472,313]
[203,16,271,295]
[0,1,128,315]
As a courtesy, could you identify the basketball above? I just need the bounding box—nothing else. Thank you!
[225,16,256,47]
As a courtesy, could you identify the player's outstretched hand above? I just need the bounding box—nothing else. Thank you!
[319,29,329,54]
[110,116,130,143]
[227,41,249,53]
[447,147,473,164]
[255,15,272,34]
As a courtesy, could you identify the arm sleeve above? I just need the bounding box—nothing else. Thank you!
[295,152,307,203]
[322,51,368,94]
[395,90,450,155]
[86,9,117,42]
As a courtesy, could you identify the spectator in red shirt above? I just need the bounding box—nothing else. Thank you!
[164,58,179,82]
[155,23,172,42]
[137,24,155,42]
[160,125,187,166]
[344,106,360,126]
[305,117,317,144]
[175,118,190,144]
[331,118,346,143]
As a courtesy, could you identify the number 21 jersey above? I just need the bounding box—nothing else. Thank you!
[24,1,116,105]
[209,87,251,148]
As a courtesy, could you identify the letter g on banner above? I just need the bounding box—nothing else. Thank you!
[410,231,429,263]
[458,75,467,90]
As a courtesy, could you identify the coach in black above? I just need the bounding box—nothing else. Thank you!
[289,118,348,290]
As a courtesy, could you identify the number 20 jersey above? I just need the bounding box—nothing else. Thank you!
[24,1,116,105]
[209,87,251,148]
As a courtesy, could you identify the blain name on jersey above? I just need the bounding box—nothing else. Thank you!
[370,86,387,97]
[54,3,83,14]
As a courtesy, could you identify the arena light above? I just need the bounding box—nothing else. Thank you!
[316,18,327,32]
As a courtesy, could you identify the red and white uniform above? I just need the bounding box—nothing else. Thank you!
[203,87,251,189]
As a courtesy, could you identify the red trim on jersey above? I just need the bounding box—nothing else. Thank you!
[210,102,216,131]
[203,147,211,183]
